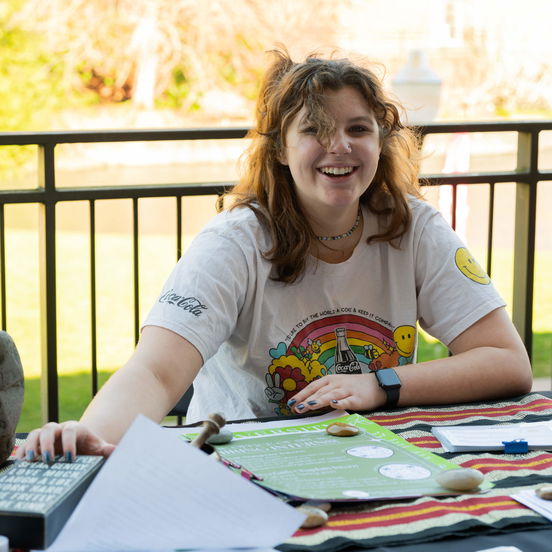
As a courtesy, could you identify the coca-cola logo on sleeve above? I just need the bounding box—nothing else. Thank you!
[158,289,207,317]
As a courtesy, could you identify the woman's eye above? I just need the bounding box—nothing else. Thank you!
[300,126,317,134]
[350,125,369,133]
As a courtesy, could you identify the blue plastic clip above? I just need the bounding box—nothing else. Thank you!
[502,439,529,454]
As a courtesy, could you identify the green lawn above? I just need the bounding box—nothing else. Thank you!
[15,331,552,433]
[7,226,552,433]
[17,370,182,432]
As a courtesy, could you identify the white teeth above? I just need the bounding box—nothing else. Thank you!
[320,166,354,176]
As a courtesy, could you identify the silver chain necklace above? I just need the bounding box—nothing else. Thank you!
[316,208,362,241]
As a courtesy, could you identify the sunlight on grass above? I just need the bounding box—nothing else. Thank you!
[7,206,204,378]
[7,215,552,431]
[18,371,183,432]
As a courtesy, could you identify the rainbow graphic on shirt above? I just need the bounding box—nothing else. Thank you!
[263,313,416,415]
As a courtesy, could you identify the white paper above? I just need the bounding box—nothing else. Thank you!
[47,415,305,552]
[431,421,552,452]
[512,488,552,523]
[474,547,523,552]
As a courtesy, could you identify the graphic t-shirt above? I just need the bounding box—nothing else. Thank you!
[143,198,505,423]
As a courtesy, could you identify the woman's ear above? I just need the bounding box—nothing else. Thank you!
[277,145,288,166]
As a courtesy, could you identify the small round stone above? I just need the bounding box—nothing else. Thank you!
[296,504,329,528]
[536,485,552,500]
[435,468,484,492]
[326,422,360,437]
[207,428,233,445]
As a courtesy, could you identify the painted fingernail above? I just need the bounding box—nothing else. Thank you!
[26,450,34,462]
[43,451,52,464]
[287,399,296,406]
[296,404,305,410]
[331,399,339,404]
[65,451,73,463]
[307,400,318,406]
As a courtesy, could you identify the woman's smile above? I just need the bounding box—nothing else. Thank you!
[317,165,359,177]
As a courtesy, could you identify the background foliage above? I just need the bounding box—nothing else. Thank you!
[3,0,552,130]
[8,0,345,112]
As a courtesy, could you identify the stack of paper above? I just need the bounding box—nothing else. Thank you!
[512,488,552,523]
[431,421,552,453]
[46,415,305,552]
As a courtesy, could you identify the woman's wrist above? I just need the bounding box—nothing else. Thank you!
[366,371,388,409]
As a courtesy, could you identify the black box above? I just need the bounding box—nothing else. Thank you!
[0,455,104,549]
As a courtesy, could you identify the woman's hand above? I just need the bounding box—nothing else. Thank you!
[15,421,116,463]
[287,373,386,414]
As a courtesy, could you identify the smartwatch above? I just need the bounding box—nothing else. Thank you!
[373,368,401,408]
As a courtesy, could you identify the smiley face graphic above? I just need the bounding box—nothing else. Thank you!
[393,325,416,357]
[455,247,490,285]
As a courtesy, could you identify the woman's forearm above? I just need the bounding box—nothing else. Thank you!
[80,362,177,444]
[396,343,532,407]
[288,307,533,414]
[81,325,202,444]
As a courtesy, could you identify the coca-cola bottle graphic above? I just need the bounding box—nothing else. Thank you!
[334,327,362,374]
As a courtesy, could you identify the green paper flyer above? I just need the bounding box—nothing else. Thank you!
[182,414,493,501]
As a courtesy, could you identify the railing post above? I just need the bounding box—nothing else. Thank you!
[38,143,59,423]
[0,204,6,330]
[133,198,140,345]
[512,131,538,359]
[90,200,98,396]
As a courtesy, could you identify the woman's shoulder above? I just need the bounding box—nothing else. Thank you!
[202,205,271,246]
[205,204,263,229]
[407,195,444,226]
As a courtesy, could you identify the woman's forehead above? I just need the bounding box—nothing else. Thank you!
[294,87,376,123]
[323,87,375,113]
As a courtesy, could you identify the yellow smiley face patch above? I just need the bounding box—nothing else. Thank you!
[455,247,490,285]
[393,325,416,357]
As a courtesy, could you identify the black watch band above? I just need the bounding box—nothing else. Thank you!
[373,368,401,408]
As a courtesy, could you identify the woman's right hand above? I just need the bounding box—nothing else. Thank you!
[15,421,116,463]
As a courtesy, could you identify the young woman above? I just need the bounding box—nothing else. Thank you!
[18,50,532,462]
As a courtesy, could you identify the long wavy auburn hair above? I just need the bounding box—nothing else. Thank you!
[221,49,422,283]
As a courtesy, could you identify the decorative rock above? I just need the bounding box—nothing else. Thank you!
[326,422,360,437]
[207,428,234,445]
[0,332,24,464]
[536,485,552,500]
[435,468,484,492]
[296,504,329,528]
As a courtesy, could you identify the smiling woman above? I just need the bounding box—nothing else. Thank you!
[17,48,532,464]
[229,50,421,279]
[280,87,381,247]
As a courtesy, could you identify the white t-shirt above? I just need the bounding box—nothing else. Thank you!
[143,198,505,423]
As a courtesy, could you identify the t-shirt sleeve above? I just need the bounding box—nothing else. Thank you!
[141,229,249,362]
[414,207,506,346]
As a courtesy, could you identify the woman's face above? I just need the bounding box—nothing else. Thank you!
[280,86,381,216]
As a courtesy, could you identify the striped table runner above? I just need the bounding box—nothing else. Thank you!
[279,393,552,551]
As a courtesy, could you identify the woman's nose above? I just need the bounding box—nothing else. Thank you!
[327,132,351,154]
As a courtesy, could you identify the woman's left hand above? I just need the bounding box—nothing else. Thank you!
[287,373,386,413]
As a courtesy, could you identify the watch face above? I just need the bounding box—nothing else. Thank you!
[376,368,401,388]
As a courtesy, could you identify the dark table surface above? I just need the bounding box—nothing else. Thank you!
[368,527,552,552]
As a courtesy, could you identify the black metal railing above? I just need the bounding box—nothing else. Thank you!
[1,121,551,422]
